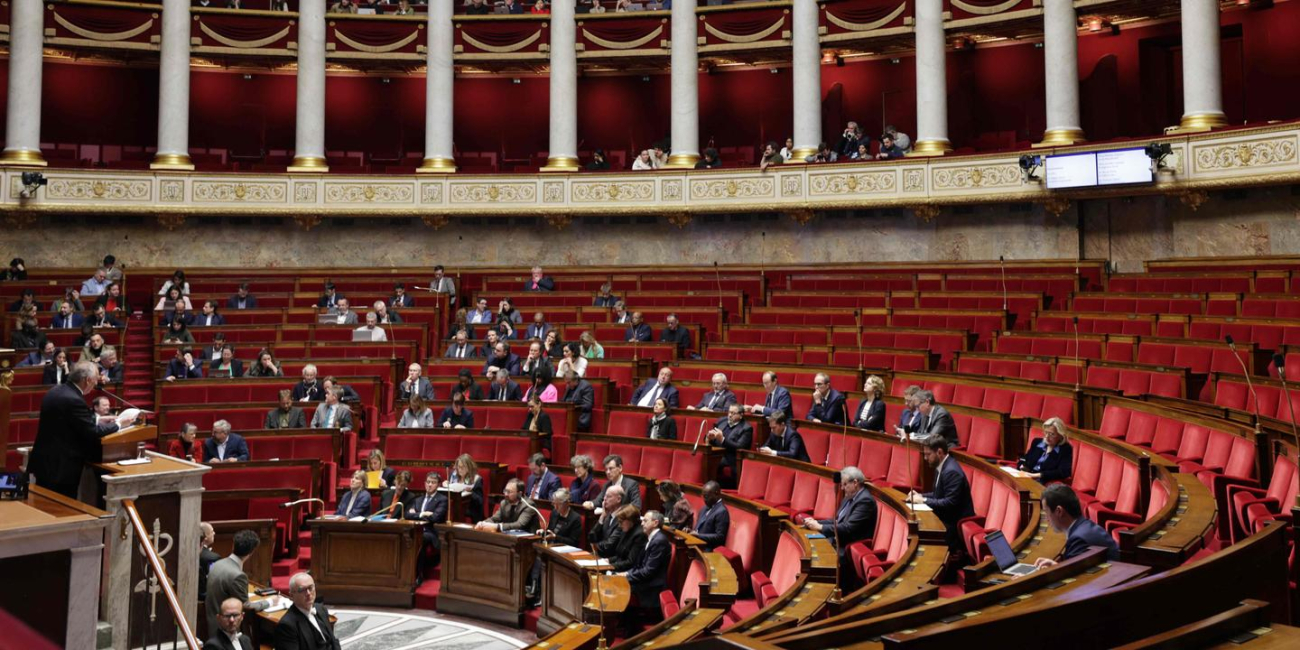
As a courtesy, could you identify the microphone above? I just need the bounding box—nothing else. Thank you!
[279,498,325,517]
[1072,315,1081,392]
[370,494,405,521]
[714,261,724,311]
[1226,335,1263,434]
[1274,353,1300,450]
[522,497,549,540]
[97,386,148,413]
[999,255,1008,312]
[691,419,707,456]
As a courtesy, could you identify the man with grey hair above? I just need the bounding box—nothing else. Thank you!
[524,265,555,292]
[274,572,341,649]
[311,387,353,433]
[292,363,322,401]
[203,419,249,463]
[354,311,387,342]
[619,509,672,626]
[807,372,847,425]
[589,484,626,555]
[527,486,583,602]
[690,372,736,411]
[913,389,958,448]
[804,466,877,587]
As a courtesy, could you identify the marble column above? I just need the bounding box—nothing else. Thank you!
[542,0,579,172]
[1038,0,1084,146]
[67,545,105,649]
[152,0,194,169]
[911,0,951,156]
[419,0,456,172]
[665,0,700,168]
[1176,0,1227,131]
[289,0,328,172]
[1,0,47,166]
[789,0,821,162]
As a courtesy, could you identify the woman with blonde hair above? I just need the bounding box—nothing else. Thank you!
[366,448,396,488]
[449,453,486,522]
[579,331,604,359]
[1017,417,1073,483]
[853,375,887,431]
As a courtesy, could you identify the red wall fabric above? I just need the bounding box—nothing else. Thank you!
[24,1,1300,160]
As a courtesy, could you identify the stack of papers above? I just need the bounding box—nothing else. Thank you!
[550,545,581,554]
[909,503,933,512]
[575,559,612,568]
[999,466,1030,478]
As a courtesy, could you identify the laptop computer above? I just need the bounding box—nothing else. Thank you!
[985,529,1039,577]
[352,329,380,342]
[318,313,342,325]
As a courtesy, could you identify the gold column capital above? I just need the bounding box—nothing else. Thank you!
[288,156,330,173]
[0,149,47,167]
[417,157,458,174]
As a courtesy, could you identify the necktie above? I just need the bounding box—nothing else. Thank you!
[326,406,335,427]
[766,391,774,410]
[708,393,718,409]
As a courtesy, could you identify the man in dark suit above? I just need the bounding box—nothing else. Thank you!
[745,371,794,422]
[51,301,83,329]
[760,411,810,463]
[27,361,113,499]
[910,435,976,572]
[316,282,343,309]
[489,369,523,401]
[690,481,730,550]
[195,300,226,327]
[624,311,652,342]
[524,266,555,292]
[659,313,692,356]
[630,367,679,408]
[895,386,924,435]
[265,390,307,429]
[226,283,258,310]
[706,404,753,485]
[203,420,249,463]
[483,342,522,377]
[689,373,737,412]
[587,454,642,511]
[915,389,959,448]
[525,312,552,340]
[562,370,595,431]
[804,466,877,587]
[391,281,418,309]
[528,487,584,601]
[619,510,672,625]
[396,362,436,405]
[589,485,627,556]
[199,522,222,601]
[807,372,847,425]
[207,597,254,650]
[206,530,273,637]
[443,330,478,358]
[525,453,562,500]
[274,573,341,650]
[408,472,449,581]
[1034,484,1120,565]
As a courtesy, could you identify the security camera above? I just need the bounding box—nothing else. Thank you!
[19,171,47,199]
[1019,154,1043,183]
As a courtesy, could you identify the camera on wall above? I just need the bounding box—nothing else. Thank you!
[1019,154,1043,183]
[1145,142,1173,175]
[19,171,47,199]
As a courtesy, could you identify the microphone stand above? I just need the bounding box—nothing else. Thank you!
[1226,335,1263,437]
[714,261,724,311]
[522,497,549,540]
[691,419,707,457]
[590,543,609,650]
[999,255,1008,312]
[1274,354,1300,451]
[1072,316,1081,393]
[280,498,325,518]
[856,314,864,372]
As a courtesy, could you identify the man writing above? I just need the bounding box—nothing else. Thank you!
[207,530,278,636]
[202,420,249,463]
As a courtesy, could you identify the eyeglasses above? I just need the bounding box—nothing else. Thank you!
[219,613,242,620]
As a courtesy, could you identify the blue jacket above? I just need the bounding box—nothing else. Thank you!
[923,456,976,550]
[1063,516,1120,561]
[192,313,225,327]
[167,357,204,379]
[1019,440,1074,483]
[711,418,753,469]
[202,433,250,462]
[335,489,372,518]
[853,399,886,431]
[818,488,877,549]
[52,313,84,329]
[808,389,847,425]
[630,379,680,408]
[694,500,730,550]
[759,386,795,422]
[625,323,652,342]
[525,471,562,501]
[765,427,810,463]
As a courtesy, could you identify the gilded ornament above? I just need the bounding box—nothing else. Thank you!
[1040,196,1071,218]
[293,214,322,231]
[235,184,247,199]
[93,181,106,197]
[666,212,693,229]
[787,209,815,226]
[156,214,186,231]
[545,214,573,231]
[1178,189,1209,212]
[488,186,501,200]
[912,204,940,222]
[421,215,450,230]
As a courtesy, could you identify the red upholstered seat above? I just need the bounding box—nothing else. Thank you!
[1227,454,1298,543]
[733,461,769,501]
[750,531,804,604]
[659,590,680,619]
[722,504,760,577]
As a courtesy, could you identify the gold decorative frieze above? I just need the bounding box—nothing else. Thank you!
[1040,196,1071,218]
[787,209,816,226]
[323,182,414,204]
[1192,136,1299,173]
[912,204,941,222]
[781,175,802,198]
[544,214,573,231]
[571,181,655,203]
[1177,189,1210,212]
[808,171,896,196]
[293,214,322,231]
[421,214,450,230]
[38,177,151,202]
[931,165,1022,191]
[156,214,186,231]
[666,212,692,229]
[294,182,318,203]
[661,180,683,201]
[160,180,185,202]
[193,181,286,203]
[449,183,537,204]
[543,181,566,203]
[688,177,775,201]
[421,183,444,204]
[903,168,925,193]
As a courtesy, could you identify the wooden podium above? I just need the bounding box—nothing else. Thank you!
[308,518,422,607]
[536,544,630,639]
[101,425,158,463]
[435,524,539,627]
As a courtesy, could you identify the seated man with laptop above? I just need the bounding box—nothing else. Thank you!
[988,483,1120,578]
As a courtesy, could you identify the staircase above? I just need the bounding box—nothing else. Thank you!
[122,313,155,411]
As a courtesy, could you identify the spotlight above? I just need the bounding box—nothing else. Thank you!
[19,171,46,198]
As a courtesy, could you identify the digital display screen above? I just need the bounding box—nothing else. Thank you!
[1045,152,1098,189]
[1097,148,1154,186]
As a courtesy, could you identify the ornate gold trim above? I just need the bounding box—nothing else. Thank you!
[541,156,580,173]
[703,18,784,44]
[908,139,952,157]
[665,153,701,169]
[951,0,1022,16]
[0,149,48,167]
[1171,112,1229,134]
[150,153,194,170]
[418,157,457,174]
[823,2,907,32]
[1034,128,1087,148]
[788,147,818,163]
[461,29,542,54]
[287,156,329,173]
[199,21,291,49]
[333,27,419,54]
[53,11,154,42]
[581,25,664,50]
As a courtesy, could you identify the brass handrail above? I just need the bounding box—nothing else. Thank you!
[121,498,202,650]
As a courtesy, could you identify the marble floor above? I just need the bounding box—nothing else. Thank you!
[331,609,531,649]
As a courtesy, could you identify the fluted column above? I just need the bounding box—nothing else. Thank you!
[789,0,821,162]
[289,0,328,172]
[1176,0,1227,131]
[1038,0,1084,146]
[665,0,699,168]
[541,0,578,172]
[911,0,951,156]
[419,0,456,172]
[1,0,47,166]
[152,0,194,169]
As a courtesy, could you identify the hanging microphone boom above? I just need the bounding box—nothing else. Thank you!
[999,255,1008,312]
[522,497,549,539]
[1072,315,1081,392]
[1274,353,1300,451]
[1226,335,1263,434]
[691,419,707,457]
[714,261,724,311]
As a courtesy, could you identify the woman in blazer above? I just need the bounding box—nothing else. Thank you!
[853,375,887,431]
[449,453,486,523]
[646,398,677,440]
[1017,417,1074,484]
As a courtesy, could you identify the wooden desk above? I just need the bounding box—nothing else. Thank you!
[436,523,540,627]
[536,543,630,638]
[308,518,421,607]
[531,621,602,650]
[247,582,336,648]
